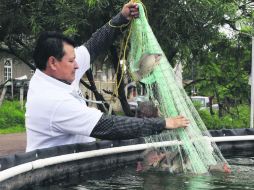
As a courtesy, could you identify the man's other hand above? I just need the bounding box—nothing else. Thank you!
[165,116,190,129]
[121,1,139,20]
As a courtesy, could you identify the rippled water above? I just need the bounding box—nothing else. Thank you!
[33,157,254,190]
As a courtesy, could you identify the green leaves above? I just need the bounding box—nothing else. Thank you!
[63,26,78,37]
[86,0,99,7]
[0,101,25,129]
[198,105,250,129]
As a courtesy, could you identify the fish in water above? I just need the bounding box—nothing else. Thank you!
[209,163,231,173]
[135,100,232,174]
[136,148,187,174]
[133,53,162,81]
[136,148,231,174]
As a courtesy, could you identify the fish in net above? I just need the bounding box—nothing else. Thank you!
[127,2,230,174]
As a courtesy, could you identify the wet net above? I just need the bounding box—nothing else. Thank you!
[127,2,228,174]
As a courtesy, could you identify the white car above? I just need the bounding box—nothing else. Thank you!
[191,96,218,110]
[128,96,149,111]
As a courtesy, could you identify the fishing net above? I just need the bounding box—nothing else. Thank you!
[127,2,228,174]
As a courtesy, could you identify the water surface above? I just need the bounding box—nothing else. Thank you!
[32,157,254,190]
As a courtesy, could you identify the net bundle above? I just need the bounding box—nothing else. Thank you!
[128,2,228,174]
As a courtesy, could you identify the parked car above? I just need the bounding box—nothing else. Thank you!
[128,95,149,111]
[191,96,218,110]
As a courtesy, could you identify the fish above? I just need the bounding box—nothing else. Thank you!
[209,163,231,174]
[136,148,187,174]
[133,53,162,81]
[136,148,166,172]
[137,148,231,174]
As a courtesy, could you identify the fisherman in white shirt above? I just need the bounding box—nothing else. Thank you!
[26,1,189,152]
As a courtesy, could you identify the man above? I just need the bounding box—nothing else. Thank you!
[26,1,190,152]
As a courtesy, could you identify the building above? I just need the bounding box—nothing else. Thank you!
[0,52,33,103]
[0,52,34,84]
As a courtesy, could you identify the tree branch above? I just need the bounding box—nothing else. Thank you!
[184,78,207,87]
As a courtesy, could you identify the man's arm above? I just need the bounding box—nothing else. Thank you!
[84,2,139,62]
[84,13,129,62]
[90,114,190,140]
[90,114,165,140]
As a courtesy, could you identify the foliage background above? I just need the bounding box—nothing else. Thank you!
[0,0,253,132]
[0,101,25,133]
[197,105,250,129]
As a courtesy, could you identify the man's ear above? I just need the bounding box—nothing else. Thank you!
[47,56,57,70]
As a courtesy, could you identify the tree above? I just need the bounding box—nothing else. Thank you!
[182,1,253,117]
[0,0,121,113]
[0,0,253,116]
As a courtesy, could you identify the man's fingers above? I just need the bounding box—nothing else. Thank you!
[121,2,139,20]
[176,115,185,119]
[130,10,139,15]
[130,7,138,12]
[128,2,139,8]
[177,116,190,122]
[181,118,190,122]
[130,6,139,17]
[165,115,191,129]
[180,118,190,127]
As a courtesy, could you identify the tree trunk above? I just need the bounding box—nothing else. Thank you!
[213,83,223,117]
[85,69,115,114]
[208,96,215,115]
[110,45,134,117]
[0,86,7,107]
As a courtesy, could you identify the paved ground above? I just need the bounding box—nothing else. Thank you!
[0,133,26,157]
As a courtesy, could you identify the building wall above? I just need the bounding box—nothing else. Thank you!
[0,52,33,84]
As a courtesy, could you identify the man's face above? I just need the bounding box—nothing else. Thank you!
[54,43,78,83]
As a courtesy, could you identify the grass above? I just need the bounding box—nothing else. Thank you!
[0,100,250,134]
[0,125,25,134]
[0,101,25,134]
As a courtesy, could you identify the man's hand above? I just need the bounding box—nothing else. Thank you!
[165,116,190,129]
[121,1,139,20]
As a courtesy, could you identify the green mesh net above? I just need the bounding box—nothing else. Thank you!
[128,3,228,174]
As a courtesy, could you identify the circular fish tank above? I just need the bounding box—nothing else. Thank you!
[1,128,254,190]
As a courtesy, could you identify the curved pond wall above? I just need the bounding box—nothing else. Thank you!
[1,128,254,190]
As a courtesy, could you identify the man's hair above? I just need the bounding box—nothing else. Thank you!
[33,31,76,70]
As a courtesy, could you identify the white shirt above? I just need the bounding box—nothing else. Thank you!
[26,46,103,152]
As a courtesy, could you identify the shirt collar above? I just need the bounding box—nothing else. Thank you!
[34,69,73,91]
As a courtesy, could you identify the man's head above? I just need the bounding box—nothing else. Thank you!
[33,31,78,83]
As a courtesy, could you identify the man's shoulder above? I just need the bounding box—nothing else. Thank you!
[29,70,73,97]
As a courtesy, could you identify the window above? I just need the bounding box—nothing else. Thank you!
[4,58,12,81]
